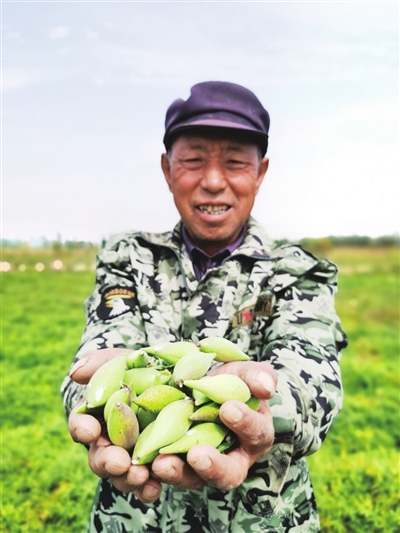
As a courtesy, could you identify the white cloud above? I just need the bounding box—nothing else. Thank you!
[48,26,70,39]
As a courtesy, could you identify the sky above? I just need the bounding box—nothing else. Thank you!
[1,0,399,244]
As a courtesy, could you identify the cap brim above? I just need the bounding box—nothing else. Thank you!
[170,117,264,134]
[164,119,268,152]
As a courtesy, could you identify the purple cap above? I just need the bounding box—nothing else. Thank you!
[163,81,270,155]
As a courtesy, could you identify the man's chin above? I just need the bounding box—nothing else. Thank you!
[189,231,235,254]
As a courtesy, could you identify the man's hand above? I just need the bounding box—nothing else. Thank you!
[68,349,163,503]
[151,360,276,490]
[68,349,276,499]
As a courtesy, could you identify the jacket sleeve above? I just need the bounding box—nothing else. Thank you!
[237,254,347,517]
[60,237,147,418]
[263,257,347,459]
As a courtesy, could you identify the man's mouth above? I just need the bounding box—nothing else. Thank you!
[197,205,230,215]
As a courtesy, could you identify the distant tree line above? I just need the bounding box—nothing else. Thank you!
[1,234,399,251]
[0,238,99,249]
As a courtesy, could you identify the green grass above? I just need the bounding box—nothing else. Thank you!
[1,246,399,532]
[307,246,400,532]
[1,271,98,533]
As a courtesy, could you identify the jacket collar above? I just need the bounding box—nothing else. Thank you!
[138,216,275,259]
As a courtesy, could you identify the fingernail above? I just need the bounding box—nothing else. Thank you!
[191,456,212,472]
[69,358,88,378]
[74,426,94,442]
[153,465,176,481]
[256,371,275,394]
[223,405,243,425]
[142,484,160,500]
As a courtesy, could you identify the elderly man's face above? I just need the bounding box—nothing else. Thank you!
[161,133,269,255]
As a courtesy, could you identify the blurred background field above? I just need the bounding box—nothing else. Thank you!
[1,238,399,532]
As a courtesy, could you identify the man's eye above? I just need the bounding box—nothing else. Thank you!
[227,159,246,167]
[181,158,203,168]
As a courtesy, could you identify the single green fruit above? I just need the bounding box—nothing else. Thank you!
[197,337,250,362]
[133,385,186,413]
[159,422,228,455]
[152,341,199,366]
[132,399,194,464]
[124,367,171,395]
[126,349,152,369]
[142,342,169,356]
[246,396,261,411]
[104,385,132,422]
[172,351,216,387]
[189,402,220,423]
[184,374,251,404]
[131,421,159,465]
[107,402,139,451]
[86,354,127,409]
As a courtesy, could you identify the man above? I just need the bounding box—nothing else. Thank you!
[63,81,347,532]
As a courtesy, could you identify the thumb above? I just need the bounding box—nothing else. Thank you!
[69,348,131,384]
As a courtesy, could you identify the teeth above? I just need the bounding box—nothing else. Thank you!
[198,205,229,214]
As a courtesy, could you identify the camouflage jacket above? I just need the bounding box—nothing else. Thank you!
[61,217,347,533]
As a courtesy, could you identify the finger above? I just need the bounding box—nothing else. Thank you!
[68,399,102,444]
[132,478,163,504]
[219,399,274,456]
[110,464,154,495]
[209,360,277,399]
[88,438,132,478]
[187,444,250,491]
[69,348,132,384]
[151,454,204,490]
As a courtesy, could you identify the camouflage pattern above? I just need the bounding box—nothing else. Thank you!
[61,216,347,533]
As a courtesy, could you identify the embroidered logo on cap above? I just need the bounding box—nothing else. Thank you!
[97,287,137,320]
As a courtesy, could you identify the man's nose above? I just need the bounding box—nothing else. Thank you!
[200,162,226,192]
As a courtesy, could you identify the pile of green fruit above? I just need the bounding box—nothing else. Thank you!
[76,337,259,465]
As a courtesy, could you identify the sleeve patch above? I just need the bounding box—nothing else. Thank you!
[97,287,137,320]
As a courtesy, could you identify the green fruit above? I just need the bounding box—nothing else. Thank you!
[124,367,171,395]
[172,351,216,387]
[137,407,158,432]
[132,399,194,464]
[133,385,186,413]
[126,349,152,369]
[159,422,228,455]
[184,375,251,404]
[191,387,211,406]
[142,342,169,356]
[131,421,159,464]
[86,354,127,409]
[74,402,102,415]
[107,402,139,451]
[103,385,132,422]
[151,341,199,366]
[246,396,261,411]
[189,402,220,422]
[197,337,250,362]
[217,431,238,453]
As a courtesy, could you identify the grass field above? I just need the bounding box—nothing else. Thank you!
[1,244,399,532]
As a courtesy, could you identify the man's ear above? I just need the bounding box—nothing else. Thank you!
[161,153,173,192]
[255,157,269,195]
